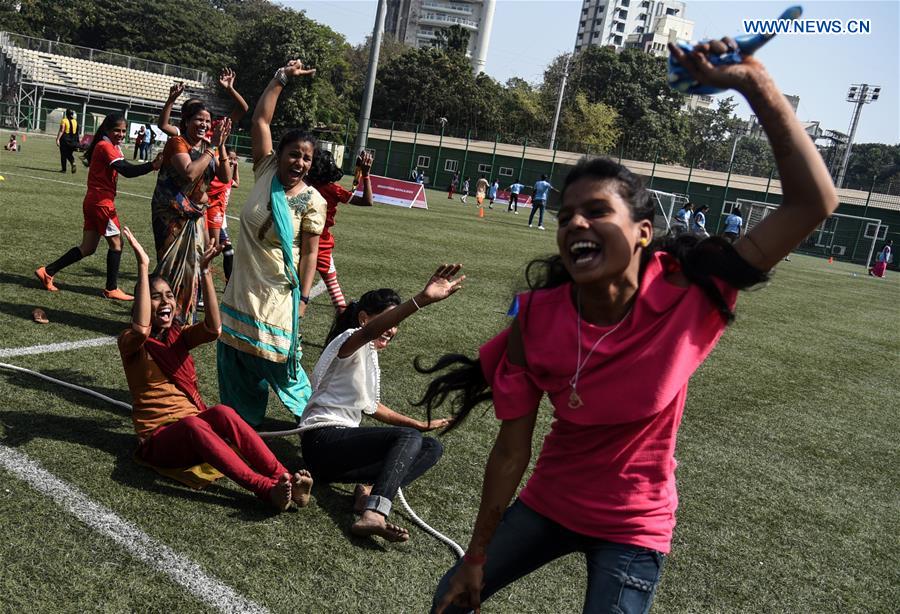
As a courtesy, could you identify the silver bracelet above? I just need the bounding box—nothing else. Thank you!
[274,68,288,87]
[411,296,422,311]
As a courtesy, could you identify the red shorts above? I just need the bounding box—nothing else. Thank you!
[206,204,225,231]
[83,200,121,236]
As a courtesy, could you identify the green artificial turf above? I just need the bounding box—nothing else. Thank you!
[0,134,897,613]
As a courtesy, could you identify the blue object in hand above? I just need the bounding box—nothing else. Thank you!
[667,5,802,95]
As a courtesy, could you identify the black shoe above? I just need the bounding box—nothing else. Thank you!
[71,165,76,174]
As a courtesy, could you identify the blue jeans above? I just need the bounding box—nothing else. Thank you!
[432,500,665,614]
[301,426,443,517]
[528,200,545,226]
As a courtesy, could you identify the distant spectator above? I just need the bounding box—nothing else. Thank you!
[133,125,146,160]
[722,207,743,243]
[869,240,892,278]
[57,109,79,173]
[528,174,557,230]
[448,172,459,199]
[145,124,157,158]
[475,175,489,208]
[459,177,471,204]
[488,179,499,209]
[4,134,17,152]
[416,170,425,184]
[672,201,693,236]
[691,204,709,238]
[507,179,524,214]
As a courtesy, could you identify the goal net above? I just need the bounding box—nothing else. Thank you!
[722,199,887,267]
[648,189,689,236]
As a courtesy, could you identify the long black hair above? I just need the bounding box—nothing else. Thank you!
[83,112,126,164]
[307,148,343,186]
[415,156,769,432]
[326,289,401,345]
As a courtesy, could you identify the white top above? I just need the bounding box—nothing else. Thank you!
[298,328,380,431]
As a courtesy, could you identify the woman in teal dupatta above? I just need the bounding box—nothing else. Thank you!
[216,60,327,426]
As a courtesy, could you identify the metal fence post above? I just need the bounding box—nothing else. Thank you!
[383,121,394,176]
[649,147,659,188]
[763,167,775,203]
[850,174,877,261]
[434,121,445,188]
[409,123,420,178]
[518,137,528,181]
[722,157,735,208]
[489,132,499,179]
[461,129,471,181]
[685,158,694,196]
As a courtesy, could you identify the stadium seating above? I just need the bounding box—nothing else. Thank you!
[3,45,205,106]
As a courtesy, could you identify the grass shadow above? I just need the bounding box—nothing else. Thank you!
[310,482,386,552]
[0,299,124,336]
[0,271,112,301]
[1,367,130,416]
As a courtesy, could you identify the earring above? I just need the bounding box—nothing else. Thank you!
[639,238,649,247]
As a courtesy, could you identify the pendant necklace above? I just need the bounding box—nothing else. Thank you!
[568,290,631,409]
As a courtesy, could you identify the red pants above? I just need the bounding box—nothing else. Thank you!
[138,405,287,498]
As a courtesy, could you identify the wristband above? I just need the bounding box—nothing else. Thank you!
[274,68,288,87]
[463,552,486,566]
[411,296,422,311]
[200,268,209,277]
[300,294,310,304]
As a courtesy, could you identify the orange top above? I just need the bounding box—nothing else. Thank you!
[119,324,217,439]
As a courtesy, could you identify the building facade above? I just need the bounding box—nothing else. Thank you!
[385,0,496,74]
[574,0,690,53]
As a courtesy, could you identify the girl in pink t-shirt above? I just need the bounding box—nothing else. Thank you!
[421,44,840,614]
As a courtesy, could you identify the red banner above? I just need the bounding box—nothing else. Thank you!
[353,175,428,209]
[493,190,533,208]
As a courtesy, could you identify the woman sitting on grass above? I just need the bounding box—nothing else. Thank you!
[419,39,839,613]
[118,227,312,511]
[297,266,463,542]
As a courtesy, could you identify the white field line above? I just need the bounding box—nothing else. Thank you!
[0,171,150,201]
[0,444,270,614]
[0,336,116,358]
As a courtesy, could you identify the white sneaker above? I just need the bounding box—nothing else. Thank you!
[515,211,519,215]
[538,225,546,230]
[528,224,533,228]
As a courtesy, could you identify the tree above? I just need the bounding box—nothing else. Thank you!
[231,9,350,135]
[559,93,619,153]
[682,97,745,171]
[432,24,470,56]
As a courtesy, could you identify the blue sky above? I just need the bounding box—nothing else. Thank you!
[287,1,899,144]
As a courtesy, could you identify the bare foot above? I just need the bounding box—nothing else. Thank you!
[351,510,410,543]
[353,484,372,515]
[268,473,292,512]
[291,470,313,508]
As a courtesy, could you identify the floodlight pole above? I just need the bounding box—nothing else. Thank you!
[354,0,388,155]
[836,83,879,189]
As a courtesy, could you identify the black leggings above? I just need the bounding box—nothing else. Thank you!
[301,425,443,516]
[59,142,75,171]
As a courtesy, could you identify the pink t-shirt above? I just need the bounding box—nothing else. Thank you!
[479,251,738,553]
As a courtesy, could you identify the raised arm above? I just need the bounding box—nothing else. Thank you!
[348,150,374,206]
[198,242,224,336]
[337,264,465,359]
[219,68,250,127]
[669,40,838,270]
[212,119,233,184]
[251,60,316,165]
[231,157,240,188]
[119,227,152,355]
[158,82,185,137]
